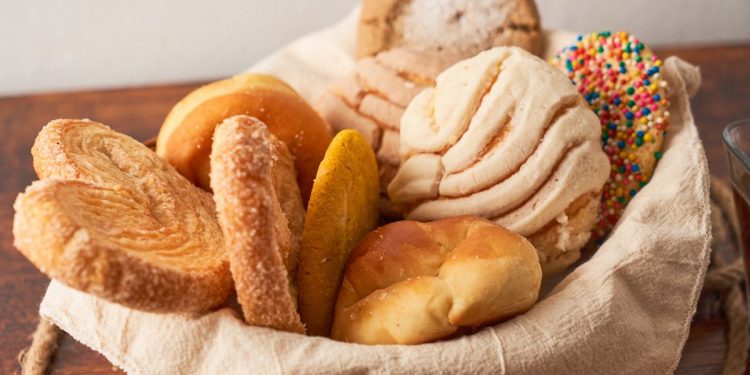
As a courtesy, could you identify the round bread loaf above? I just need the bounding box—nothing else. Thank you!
[388,47,611,275]
[357,0,542,59]
[332,216,542,345]
[317,48,451,216]
[156,73,332,203]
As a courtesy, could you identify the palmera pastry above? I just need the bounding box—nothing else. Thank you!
[357,0,542,59]
[13,119,230,313]
[298,130,380,336]
[388,47,610,275]
[210,116,305,333]
[551,31,670,239]
[332,216,542,345]
[317,48,451,216]
[157,73,332,203]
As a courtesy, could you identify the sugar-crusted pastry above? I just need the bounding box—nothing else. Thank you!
[297,130,380,336]
[157,73,332,203]
[357,0,542,59]
[388,47,610,275]
[551,31,670,239]
[317,48,451,216]
[332,216,542,345]
[210,115,305,333]
[13,119,230,313]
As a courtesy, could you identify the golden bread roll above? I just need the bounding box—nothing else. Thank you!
[357,0,542,58]
[157,73,332,203]
[317,48,452,217]
[13,119,230,313]
[388,47,610,276]
[298,130,380,336]
[210,116,305,333]
[332,216,542,345]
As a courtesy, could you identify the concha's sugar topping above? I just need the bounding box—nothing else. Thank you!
[388,47,610,272]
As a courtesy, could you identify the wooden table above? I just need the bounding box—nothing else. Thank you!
[0,44,748,374]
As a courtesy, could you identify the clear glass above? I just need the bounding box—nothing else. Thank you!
[723,120,750,287]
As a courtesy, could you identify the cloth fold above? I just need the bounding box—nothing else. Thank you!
[39,8,710,375]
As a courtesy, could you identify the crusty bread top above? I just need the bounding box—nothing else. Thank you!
[357,0,542,58]
[14,119,231,313]
[210,115,305,333]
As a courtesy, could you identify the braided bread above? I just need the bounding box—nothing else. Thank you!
[332,216,541,345]
[388,47,611,275]
[13,119,230,313]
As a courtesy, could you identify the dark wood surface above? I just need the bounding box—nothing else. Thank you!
[0,44,748,374]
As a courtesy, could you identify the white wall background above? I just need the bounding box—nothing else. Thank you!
[1,0,748,97]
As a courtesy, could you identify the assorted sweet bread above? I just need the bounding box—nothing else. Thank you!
[11,0,674,347]
[388,46,610,275]
[317,48,451,216]
[13,119,231,313]
[156,73,332,203]
[210,115,306,333]
[297,129,380,336]
[357,0,542,58]
[332,216,541,345]
[550,31,670,239]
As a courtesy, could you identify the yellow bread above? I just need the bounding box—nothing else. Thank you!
[332,216,542,345]
[14,119,230,313]
[298,130,380,336]
[157,73,332,203]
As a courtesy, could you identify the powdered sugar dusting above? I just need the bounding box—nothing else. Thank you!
[398,0,511,55]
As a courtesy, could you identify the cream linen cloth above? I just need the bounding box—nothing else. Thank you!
[39,8,710,375]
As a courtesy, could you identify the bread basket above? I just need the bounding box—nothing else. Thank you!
[39,8,710,374]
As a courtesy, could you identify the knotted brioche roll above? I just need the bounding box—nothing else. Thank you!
[332,216,541,345]
[13,119,230,313]
[210,116,305,333]
[388,47,610,275]
[317,48,450,216]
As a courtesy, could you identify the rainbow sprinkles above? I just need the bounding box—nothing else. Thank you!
[551,31,670,240]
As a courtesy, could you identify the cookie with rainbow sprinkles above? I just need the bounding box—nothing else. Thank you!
[551,31,670,240]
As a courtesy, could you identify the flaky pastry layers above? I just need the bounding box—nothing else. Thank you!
[332,216,542,345]
[210,116,305,333]
[13,119,230,313]
[388,47,611,275]
[317,48,451,216]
